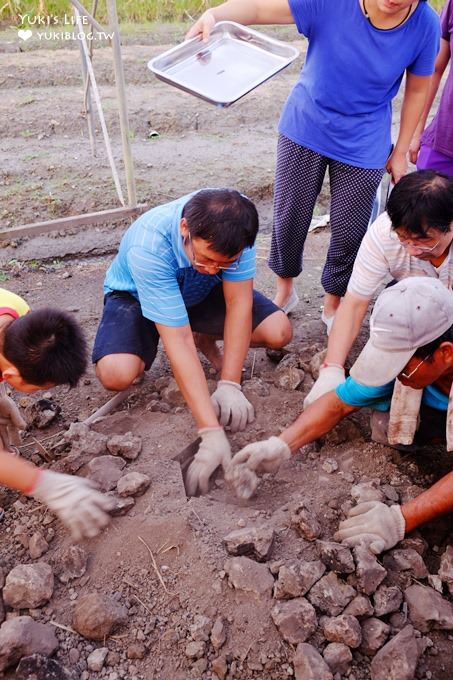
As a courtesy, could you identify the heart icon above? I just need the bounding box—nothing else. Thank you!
[18,29,32,41]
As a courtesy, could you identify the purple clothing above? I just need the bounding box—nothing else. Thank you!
[421,0,453,158]
[417,143,453,175]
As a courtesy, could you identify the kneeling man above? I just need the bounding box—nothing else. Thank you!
[93,189,292,495]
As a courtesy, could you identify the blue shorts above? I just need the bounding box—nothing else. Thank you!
[92,285,279,369]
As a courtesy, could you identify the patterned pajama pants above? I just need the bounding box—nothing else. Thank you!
[268,135,385,297]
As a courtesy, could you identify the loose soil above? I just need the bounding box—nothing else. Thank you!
[0,23,451,680]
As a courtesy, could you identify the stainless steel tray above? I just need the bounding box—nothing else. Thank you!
[147,21,299,107]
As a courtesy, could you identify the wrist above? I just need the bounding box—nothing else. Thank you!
[23,468,43,495]
[278,434,293,456]
[400,503,416,534]
[321,361,344,370]
[218,379,241,390]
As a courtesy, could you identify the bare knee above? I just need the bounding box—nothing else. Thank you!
[252,312,293,349]
[96,354,144,391]
[266,316,293,348]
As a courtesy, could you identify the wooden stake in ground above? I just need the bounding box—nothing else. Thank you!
[106,0,137,207]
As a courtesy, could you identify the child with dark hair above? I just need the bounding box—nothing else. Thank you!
[93,189,292,496]
[0,288,113,539]
[3,306,88,391]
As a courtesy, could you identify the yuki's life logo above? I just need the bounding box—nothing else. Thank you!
[16,12,114,41]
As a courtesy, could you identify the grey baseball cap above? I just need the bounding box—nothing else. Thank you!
[350,277,453,387]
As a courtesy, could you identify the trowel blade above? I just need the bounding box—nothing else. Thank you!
[172,438,201,496]
[172,437,220,496]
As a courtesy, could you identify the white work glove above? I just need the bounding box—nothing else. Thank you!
[225,436,291,500]
[186,427,232,496]
[211,380,254,432]
[334,501,406,555]
[29,470,115,541]
[0,395,26,452]
[303,365,345,408]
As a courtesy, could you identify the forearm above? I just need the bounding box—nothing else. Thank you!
[221,305,252,383]
[401,471,453,533]
[0,449,40,494]
[394,74,431,154]
[206,0,293,25]
[413,72,443,136]
[414,41,450,136]
[279,392,357,453]
[158,326,219,429]
[325,294,370,366]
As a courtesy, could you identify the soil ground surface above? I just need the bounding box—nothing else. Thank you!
[0,22,451,680]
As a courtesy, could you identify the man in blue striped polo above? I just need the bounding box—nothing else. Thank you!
[92,189,292,495]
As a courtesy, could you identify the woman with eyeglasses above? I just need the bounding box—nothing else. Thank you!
[410,0,453,176]
[187,0,440,330]
[305,169,453,406]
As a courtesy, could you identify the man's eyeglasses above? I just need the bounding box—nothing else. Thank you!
[185,232,242,271]
[400,354,431,379]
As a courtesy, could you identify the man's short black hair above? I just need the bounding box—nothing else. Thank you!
[387,170,453,237]
[182,189,259,256]
[415,325,453,359]
[3,308,87,387]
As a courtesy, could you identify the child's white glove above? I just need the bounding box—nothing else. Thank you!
[211,380,254,432]
[334,501,406,555]
[29,470,115,540]
[186,427,232,496]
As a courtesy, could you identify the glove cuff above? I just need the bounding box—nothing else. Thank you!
[320,365,345,377]
[218,380,242,391]
[270,436,291,460]
[390,504,406,543]
[198,426,224,435]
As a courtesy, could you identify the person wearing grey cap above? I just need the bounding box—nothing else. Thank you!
[226,277,453,554]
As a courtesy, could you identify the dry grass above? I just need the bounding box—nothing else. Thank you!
[2,0,221,24]
[1,0,445,26]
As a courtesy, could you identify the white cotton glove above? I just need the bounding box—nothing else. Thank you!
[0,395,26,452]
[186,427,232,496]
[334,501,406,555]
[29,470,115,541]
[303,366,345,408]
[225,436,291,500]
[211,380,254,432]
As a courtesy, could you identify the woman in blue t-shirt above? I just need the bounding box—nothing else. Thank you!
[187,0,440,329]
